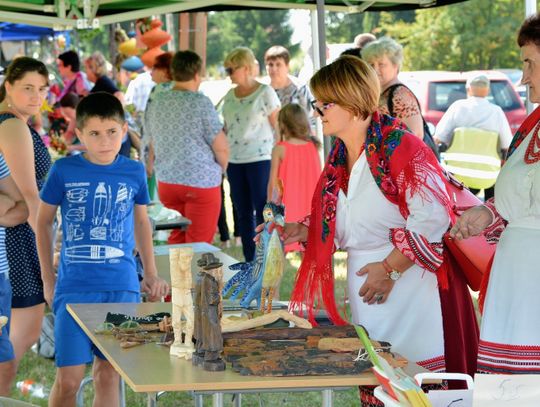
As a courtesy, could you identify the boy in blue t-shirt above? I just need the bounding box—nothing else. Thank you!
[36,92,169,407]
[0,154,29,396]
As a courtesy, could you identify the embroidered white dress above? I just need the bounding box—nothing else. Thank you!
[335,152,449,369]
[478,128,540,373]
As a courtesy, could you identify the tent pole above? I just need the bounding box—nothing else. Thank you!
[314,0,331,158]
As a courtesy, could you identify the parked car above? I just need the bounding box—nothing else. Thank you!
[399,70,527,134]
[496,68,526,104]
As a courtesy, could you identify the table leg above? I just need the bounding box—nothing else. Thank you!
[232,393,242,407]
[212,392,224,407]
[119,378,126,407]
[321,389,333,407]
[147,392,158,407]
[193,393,204,407]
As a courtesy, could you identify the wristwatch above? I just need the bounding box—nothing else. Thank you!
[382,258,401,281]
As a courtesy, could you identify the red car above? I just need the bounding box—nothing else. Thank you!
[399,70,526,134]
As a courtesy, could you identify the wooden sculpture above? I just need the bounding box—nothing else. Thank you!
[193,253,226,371]
[223,202,285,311]
[169,246,195,360]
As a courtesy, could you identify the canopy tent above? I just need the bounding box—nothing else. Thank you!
[0,0,469,29]
[0,22,68,40]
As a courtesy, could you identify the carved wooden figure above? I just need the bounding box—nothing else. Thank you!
[169,246,195,360]
[193,253,226,371]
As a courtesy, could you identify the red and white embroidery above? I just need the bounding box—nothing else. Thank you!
[390,228,444,273]
[417,355,446,373]
[478,340,540,374]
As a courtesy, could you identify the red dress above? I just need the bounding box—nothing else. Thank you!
[277,141,321,252]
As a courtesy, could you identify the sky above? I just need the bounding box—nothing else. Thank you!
[289,10,311,50]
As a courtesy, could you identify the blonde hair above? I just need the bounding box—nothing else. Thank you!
[224,47,257,75]
[361,37,404,69]
[278,103,321,149]
[309,56,380,120]
[85,51,108,77]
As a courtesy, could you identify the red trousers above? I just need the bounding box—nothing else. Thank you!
[157,181,221,244]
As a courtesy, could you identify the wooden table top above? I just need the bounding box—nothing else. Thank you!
[67,302,430,394]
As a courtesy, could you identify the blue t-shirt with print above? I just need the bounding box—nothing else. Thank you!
[40,154,150,294]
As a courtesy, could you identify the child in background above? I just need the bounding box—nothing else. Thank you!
[36,92,169,407]
[267,103,322,252]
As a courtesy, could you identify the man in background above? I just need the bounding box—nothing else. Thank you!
[435,73,513,199]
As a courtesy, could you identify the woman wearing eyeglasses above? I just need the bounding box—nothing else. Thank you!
[222,47,280,262]
[284,57,478,393]
[0,57,52,385]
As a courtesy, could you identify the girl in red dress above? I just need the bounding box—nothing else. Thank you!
[267,104,322,252]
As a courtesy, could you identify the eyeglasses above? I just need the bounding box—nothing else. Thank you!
[225,66,239,76]
[310,100,336,117]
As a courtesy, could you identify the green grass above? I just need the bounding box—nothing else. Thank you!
[9,242,359,406]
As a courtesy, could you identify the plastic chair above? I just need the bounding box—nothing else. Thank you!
[441,127,501,190]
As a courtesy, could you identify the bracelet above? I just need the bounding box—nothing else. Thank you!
[382,258,394,273]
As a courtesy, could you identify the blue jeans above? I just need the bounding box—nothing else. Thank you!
[227,160,270,261]
[0,273,14,362]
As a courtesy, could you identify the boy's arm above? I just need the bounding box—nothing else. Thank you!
[36,202,59,308]
[134,204,169,301]
[0,174,28,227]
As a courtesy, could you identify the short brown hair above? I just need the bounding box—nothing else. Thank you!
[310,56,380,120]
[518,12,540,48]
[154,52,173,71]
[171,50,202,82]
[264,45,290,65]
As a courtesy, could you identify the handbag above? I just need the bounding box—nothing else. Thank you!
[442,171,496,291]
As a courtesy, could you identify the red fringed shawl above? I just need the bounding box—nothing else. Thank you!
[289,112,452,325]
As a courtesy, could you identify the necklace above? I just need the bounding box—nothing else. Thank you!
[524,120,540,164]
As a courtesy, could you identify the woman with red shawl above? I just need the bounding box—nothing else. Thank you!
[451,13,540,375]
[283,57,478,400]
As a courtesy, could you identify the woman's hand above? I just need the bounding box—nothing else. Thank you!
[253,222,308,245]
[357,262,395,305]
[449,205,493,240]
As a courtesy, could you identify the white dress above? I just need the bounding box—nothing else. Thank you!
[335,152,450,369]
[478,128,540,374]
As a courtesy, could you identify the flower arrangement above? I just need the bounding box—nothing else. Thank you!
[44,130,68,162]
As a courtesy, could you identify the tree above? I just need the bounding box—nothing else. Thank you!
[381,0,523,71]
[206,10,298,72]
[325,10,413,44]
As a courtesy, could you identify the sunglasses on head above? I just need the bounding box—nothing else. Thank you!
[310,100,336,117]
